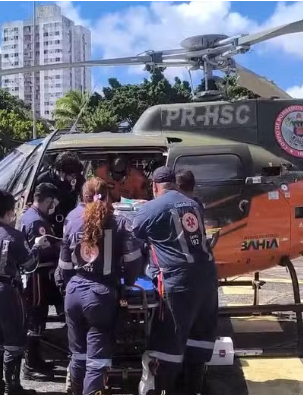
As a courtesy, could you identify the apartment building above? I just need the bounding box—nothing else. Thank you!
[1,4,91,119]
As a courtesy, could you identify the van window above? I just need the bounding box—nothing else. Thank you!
[174,154,245,182]
[10,146,42,195]
[0,140,42,192]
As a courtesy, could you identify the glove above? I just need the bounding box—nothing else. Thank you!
[34,235,51,249]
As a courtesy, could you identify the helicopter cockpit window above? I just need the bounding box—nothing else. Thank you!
[10,146,43,196]
[0,149,28,191]
[174,154,245,182]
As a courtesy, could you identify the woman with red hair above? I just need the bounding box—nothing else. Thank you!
[59,177,143,395]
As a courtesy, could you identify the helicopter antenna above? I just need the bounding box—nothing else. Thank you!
[187,68,195,100]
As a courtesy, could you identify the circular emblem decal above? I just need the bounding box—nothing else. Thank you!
[182,213,199,233]
[38,227,46,236]
[274,105,303,158]
[56,214,64,223]
[80,243,99,263]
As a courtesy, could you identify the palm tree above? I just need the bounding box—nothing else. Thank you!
[83,103,119,133]
[53,90,90,130]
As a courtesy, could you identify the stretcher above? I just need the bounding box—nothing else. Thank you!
[110,276,159,386]
[124,276,158,309]
[114,276,158,356]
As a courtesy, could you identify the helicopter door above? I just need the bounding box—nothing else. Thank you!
[13,130,60,223]
[166,146,248,267]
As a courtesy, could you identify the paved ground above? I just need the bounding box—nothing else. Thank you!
[22,259,303,395]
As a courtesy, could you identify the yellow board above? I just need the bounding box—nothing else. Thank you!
[241,358,303,395]
[222,286,254,295]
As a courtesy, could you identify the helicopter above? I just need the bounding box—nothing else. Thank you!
[1,19,303,380]
[1,18,303,281]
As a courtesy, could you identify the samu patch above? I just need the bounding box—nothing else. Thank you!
[182,213,199,233]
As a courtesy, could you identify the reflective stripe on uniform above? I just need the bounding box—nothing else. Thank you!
[103,229,112,276]
[72,353,86,361]
[170,209,194,264]
[193,207,212,261]
[58,259,74,270]
[86,358,112,369]
[186,339,215,349]
[147,350,183,363]
[123,248,142,263]
[0,240,9,274]
[71,251,78,265]
[4,345,24,352]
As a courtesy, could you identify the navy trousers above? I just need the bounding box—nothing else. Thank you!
[0,282,27,364]
[65,276,118,395]
[139,275,218,395]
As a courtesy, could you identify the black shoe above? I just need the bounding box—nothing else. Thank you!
[34,359,55,371]
[4,385,36,395]
[184,363,208,395]
[22,365,54,382]
[25,337,55,374]
[4,357,37,395]
[0,380,5,395]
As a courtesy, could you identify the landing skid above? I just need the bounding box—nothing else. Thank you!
[219,257,303,357]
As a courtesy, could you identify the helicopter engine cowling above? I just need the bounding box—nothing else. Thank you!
[205,171,303,279]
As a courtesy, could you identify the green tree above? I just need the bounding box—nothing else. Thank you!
[103,67,192,129]
[53,90,91,129]
[0,110,48,157]
[219,75,260,100]
[0,88,31,115]
[53,68,193,133]
[196,75,260,100]
[88,92,104,108]
[83,103,119,133]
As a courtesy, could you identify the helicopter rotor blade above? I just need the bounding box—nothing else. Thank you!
[235,63,292,99]
[0,52,196,76]
[238,19,303,46]
[0,55,152,76]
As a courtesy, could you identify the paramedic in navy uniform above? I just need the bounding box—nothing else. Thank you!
[35,152,85,238]
[18,183,61,381]
[59,177,143,395]
[133,166,218,395]
[0,190,42,395]
[54,195,86,395]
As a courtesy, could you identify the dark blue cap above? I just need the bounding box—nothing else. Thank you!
[152,166,176,183]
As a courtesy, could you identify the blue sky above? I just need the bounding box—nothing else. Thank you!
[0,1,303,97]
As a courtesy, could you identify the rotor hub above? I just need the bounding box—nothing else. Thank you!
[180,34,229,51]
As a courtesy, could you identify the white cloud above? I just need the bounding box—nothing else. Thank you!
[58,0,303,85]
[259,1,303,59]
[91,1,256,59]
[57,1,91,29]
[287,84,303,98]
